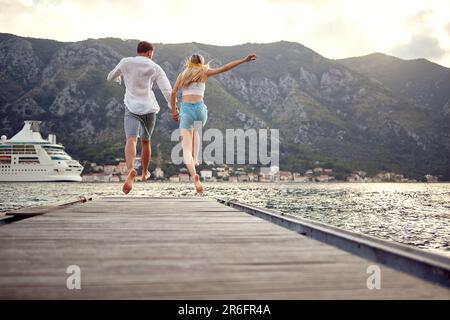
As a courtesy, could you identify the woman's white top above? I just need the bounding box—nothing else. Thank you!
[182,82,206,97]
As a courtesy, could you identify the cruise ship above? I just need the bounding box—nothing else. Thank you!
[0,121,83,182]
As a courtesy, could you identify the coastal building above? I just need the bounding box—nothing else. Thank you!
[81,175,96,182]
[372,176,382,182]
[270,166,280,174]
[200,169,213,181]
[425,174,438,183]
[93,164,104,172]
[229,176,238,183]
[237,174,249,182]
[316,175,330,182]
[117,162,128,175]
[347,173,364,182]
[259,173,272,183]
[110,175,120,183]
[278,171,293,182]
[90,162,127,176]
[354,170,367,177]
[247,172,258,182]
[313,167,323,174]
[153,167,165,179]
[82,173,112,182]
[179,173,190,182]
[103,165,116,174]
[134,158,142,170]
[323,168,333,175]
[305,169,314,176]
[293,174,310,182]
[216,166,229,179]
[371,172,413,182]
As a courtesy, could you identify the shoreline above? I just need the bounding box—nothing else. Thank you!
[84,180,449,184]
[1,180,450,184]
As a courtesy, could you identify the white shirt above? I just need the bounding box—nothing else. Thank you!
[107,56,172,115]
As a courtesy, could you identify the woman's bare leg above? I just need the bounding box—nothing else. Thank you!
[181,129,202,192]
[192,128,200,166]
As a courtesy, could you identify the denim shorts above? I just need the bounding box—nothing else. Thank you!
[179,101,208,130]
[124,107,156,140]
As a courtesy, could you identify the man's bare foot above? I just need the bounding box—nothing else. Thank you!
[193,159,200,167]
[194,174,203,193]
[141,170,150,182]
[122,169,137,194]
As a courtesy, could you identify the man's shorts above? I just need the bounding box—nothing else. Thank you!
[179,101,208,130]
[124,107,156,141]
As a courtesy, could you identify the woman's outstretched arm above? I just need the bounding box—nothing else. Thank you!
[207,54,257,77]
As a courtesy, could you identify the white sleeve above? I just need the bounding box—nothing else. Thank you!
[155,65,173,110]
[107,60,123,84]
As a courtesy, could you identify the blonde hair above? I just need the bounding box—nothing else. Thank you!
[178,54,209,88]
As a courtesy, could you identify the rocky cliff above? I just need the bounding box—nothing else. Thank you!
[1,34,449,179]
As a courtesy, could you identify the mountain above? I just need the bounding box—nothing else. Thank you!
[338,53,450,180]
[338,53,450,114]
[0,33,449,180]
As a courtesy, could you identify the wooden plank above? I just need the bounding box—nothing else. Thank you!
[0,197,449,299]
[218,199,450,287]
[4,196,92,217]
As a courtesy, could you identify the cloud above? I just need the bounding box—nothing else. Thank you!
[299,17,373,58]
[32,0,62,6]
[0,0,151,42]
[390,35,446,60]
[265,0,333,4]
[0,0,450,67]
[406,10,434,32]
[29,0,147,16]
[388,10,449,63]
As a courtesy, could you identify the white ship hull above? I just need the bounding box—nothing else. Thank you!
[1,121,84,182]
[0,175,82,182]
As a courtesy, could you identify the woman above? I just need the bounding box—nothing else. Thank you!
[170,53,257,193]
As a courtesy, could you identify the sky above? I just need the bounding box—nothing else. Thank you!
[1,0,450,67]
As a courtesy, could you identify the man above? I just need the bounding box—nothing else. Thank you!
[107,41,178,194]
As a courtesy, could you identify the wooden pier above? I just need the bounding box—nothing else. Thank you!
[0,197,449,299]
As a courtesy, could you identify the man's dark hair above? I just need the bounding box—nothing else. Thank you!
[137,41,154,53]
